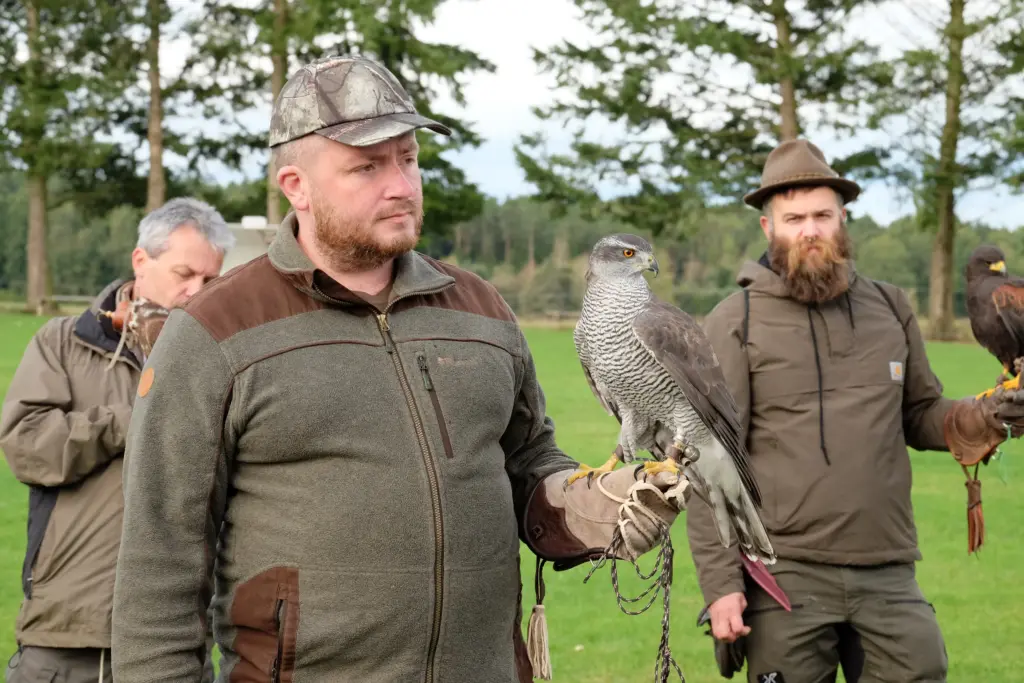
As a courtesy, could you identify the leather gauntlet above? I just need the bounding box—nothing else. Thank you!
[943,391,1022,554]
[524,466,690,568]
[943,397,1007,467]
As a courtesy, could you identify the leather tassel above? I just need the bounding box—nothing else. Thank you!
[527,604,552,680]
[965,466,984,554]
[527,557,552,679]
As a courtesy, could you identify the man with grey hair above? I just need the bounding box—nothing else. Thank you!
[1,197,231,683]
[131,196,235,310]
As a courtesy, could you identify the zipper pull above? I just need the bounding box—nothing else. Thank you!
[417,355,433,391]
[377,313,394,353]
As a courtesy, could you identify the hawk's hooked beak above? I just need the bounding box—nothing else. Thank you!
[647,256,660,277]
[991,261,1007,274]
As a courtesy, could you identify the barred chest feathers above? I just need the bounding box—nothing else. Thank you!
[579,278,681,417]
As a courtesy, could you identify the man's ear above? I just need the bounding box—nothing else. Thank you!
[131,246,149,278]
[759,215,772,240]
[277,164,310,212]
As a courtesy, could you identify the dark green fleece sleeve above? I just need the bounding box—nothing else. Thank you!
[501,325,578,537]
[112,309,233,683]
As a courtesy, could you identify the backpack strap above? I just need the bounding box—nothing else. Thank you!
[742,288,751,348]
[871,279,910,346]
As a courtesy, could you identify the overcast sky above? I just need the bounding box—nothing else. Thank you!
[163,0,1024,229]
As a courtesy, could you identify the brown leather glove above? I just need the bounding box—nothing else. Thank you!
[524,465,690,567]
[943,387,1024,554]
[520,466,689,680]
[944,388,1023,467]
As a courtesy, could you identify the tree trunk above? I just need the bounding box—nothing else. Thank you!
[266,0,288,224]
[453,223,464,257]
[24,0,52,314]
[26,174,50,314]
[552,230,569,266]
[145,0,166,212]
[773,1,799,140]
[526,224,536,271]
[929,0,966,341]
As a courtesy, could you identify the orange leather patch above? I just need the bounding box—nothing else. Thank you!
[138,367,155,397]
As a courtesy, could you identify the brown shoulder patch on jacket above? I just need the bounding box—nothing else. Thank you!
[230,566,300,683]
[184,256,324,343]
[416,257,516,322]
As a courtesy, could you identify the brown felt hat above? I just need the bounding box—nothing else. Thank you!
[743,139,861,209]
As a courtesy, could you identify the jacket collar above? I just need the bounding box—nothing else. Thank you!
[268,211,455,306]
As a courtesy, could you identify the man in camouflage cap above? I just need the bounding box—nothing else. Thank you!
[112,55,691,682]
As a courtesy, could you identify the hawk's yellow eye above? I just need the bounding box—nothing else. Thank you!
[623,249,635,258]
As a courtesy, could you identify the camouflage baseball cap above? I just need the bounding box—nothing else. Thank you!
[269,55,452,148]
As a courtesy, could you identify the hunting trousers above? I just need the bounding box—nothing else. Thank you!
[742,558,948,683]
[5,645,216,683]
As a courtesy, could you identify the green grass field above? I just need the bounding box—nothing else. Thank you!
[1,311,1023,681]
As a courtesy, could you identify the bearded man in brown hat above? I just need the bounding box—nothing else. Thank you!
[685,138,1024,683]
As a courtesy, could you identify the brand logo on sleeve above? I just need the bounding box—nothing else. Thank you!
[890,361,904,382]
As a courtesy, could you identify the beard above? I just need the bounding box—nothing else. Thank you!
[310,189,423,272]
[768,225,853,304]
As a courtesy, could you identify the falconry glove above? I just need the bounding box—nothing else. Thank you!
[943,387,1024,553]
[100,297,171,367]
[526,466,690,566]
[521,466,689,679]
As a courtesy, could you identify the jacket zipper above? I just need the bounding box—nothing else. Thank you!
[417,354,455,459]
[271,598,285,683]
[376,311,445,683]
[311,278,453,683]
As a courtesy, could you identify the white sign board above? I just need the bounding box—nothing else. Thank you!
[221,223,277,275]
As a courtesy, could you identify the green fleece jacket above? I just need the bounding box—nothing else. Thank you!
[111,214,578,683]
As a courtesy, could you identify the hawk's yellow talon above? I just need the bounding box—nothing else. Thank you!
[642,459,681,477]
[566,453,620,485]
[977,372,1021,400]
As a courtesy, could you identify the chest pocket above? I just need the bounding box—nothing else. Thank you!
[743,282,910,397]
[742,281,911,465]
[408,335,521,461]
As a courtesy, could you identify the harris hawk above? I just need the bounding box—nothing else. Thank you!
[965,244,1024,398]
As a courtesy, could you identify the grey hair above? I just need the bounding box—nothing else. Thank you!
[137,197,235,257]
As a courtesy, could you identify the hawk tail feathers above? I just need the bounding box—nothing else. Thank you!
[695,442,776,566]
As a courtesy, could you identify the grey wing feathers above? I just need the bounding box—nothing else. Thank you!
[632,299,762,507]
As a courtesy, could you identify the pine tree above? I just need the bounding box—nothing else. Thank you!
[515,0,890,236]
[0,0,142,312]
[868,0,1024,339]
